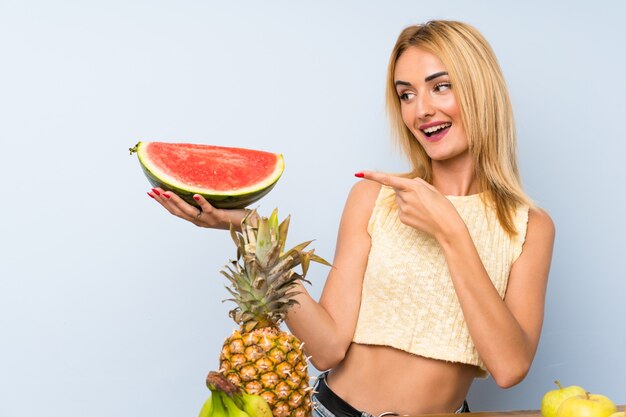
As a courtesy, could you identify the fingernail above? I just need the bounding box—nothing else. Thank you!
[354,172,364,178]
[151,188,160,196]
[163,193,170,199]
[193,195,200,201]
[147,192,155,199]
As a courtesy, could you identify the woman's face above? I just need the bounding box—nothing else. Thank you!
[394,47,469,166]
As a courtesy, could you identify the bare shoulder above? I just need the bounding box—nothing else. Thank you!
[347,179,382,205]
[509,205,555,279]
[526,206,555,243]
[342,180,382,225]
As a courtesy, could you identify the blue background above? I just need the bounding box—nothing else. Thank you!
[1,1,625,416]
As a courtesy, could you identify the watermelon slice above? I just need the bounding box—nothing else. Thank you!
[130,142,284,209]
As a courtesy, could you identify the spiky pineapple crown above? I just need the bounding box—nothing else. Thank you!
[221,209,330,332]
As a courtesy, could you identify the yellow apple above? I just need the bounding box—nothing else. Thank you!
[556,393,617,417]
[541,381,587,417]
[608,412,626,417]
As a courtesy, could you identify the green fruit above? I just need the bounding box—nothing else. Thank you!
[240,393,273,417]
[198,395,213,417]
[556,393,617,417]
[211,389,229,417]
[220,391,251,417]
[130,141,284,209]
[541,380,587,417]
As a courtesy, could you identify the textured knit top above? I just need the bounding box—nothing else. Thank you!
[352,185,530,378]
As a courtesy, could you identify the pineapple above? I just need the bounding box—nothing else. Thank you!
[218,209,330,417]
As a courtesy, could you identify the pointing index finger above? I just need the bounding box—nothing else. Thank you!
[355,171,409,190]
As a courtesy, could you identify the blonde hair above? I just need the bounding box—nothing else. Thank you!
[386,20,533,235]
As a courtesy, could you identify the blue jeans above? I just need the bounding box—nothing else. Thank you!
[312,393,375,417]
[311,372,470,417]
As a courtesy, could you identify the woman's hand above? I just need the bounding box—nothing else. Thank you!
[147,187,248,230]
[357,171,463,240]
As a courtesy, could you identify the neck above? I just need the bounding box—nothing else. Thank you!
[431,158,479,196]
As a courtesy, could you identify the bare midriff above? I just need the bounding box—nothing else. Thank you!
[326,343,479,416]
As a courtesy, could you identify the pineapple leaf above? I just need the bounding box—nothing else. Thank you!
[272,271,298,292]
[310,253,332,267]
[264,300,285,311]
[222,266,252,292]
[256,216,271,262]
[237,235,247,259]
[267,258,293,280]
[285,240,313,255]
[244,261,259,286]
[269,253,303,278]
[229,224,247,260]
[219,271,238,286]
[245,223,257,248]
[260,240,281,270]
[269,208,279,240]
[229,309,242,322]
[223,285,240,298]
[284,290,303,299]
[241,312,255,322]
[242,208,255,224]
[244,242,256,258]
[231,266,251,290]
[252,275,267,290]
[301,252,310,276]
[278,215,291,253]
[274,280,298,293]
[244,321,258,333]
[229,223,239,248]
[235,284,260,301]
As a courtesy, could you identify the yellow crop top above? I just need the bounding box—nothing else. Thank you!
[352,186,530,378]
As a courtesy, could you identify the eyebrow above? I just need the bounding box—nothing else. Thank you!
[394,71,449,88]
[424,71,448,82]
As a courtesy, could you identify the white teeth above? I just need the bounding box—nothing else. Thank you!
[423,123,451,134]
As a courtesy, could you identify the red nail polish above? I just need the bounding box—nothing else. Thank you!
[151,188,160,196]
[193,195,200,201]
[163,193,170,199]
[355,172,364,178]
[147,192,155,199]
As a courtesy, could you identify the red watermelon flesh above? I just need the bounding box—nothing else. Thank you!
[130,142,284,209]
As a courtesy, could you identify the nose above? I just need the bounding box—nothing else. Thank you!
[415,92,435,120]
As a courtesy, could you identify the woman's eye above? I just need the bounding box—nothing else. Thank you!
[399,92,414,101]
[434,82,452,92]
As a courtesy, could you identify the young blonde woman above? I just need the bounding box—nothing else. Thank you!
[148,20,555,416]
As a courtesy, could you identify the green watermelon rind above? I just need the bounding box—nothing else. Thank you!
[132,142,284,209]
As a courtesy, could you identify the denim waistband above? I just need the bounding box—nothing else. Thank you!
[314,372,365,417]
[313,372,470,416]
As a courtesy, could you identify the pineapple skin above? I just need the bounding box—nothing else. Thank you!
[219,326,311,417]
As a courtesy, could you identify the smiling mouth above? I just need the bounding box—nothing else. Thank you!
[421,122,452,137]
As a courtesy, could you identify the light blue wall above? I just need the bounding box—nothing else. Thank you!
[1,1,625,416]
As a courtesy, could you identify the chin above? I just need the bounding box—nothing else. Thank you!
[427,149,471,164]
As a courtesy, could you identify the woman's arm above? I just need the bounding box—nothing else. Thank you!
[438,208,554,388]
[285,180,379,371]
[359,171,555,388]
